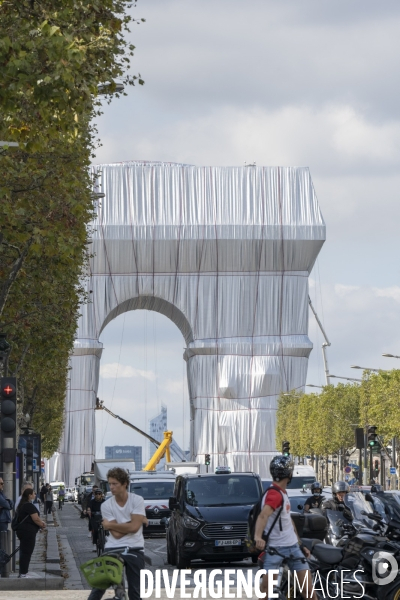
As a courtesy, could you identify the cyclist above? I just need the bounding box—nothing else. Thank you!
[87,490,106,546]
[304,482,324,512]
[254,455,318,600]
[87,467,148,600]
[58,486,66,510]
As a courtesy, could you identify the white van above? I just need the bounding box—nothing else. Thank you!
[50,481,65,501]
[287,465,316,491]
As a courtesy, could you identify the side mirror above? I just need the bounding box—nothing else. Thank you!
[169,496,179,510]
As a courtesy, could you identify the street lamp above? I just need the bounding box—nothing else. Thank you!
[330,374,362,382]
[307,384,323,389]
[351,365,388,373]
[383,353,400,359]
[97,82,125,95]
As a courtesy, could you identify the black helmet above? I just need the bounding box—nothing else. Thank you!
[270,455,293,482]
[371,484,383,493]
[311,481,322,495]
[332,481,349,496]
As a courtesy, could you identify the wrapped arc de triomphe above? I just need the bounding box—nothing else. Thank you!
[55,163,325,484]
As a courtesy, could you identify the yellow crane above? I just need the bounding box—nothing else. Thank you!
[95,398,176,471]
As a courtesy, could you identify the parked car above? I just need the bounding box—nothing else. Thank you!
[130,473,176,536]
[65,488,75,502]
[166,471,262,568]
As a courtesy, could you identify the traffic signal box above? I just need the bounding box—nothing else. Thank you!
[205,453,211,466]
[367,426,378,447]
[0,377,17,440]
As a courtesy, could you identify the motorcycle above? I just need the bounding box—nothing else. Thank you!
[303,493,400,599]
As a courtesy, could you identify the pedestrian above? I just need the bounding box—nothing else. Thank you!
[32,491,41,513]
[58,486,65,510]
[84,485,99,537]
[254,456,318,600]
[87,467,148,600]
[15,482,32,510]
[15,488,46,578]
[87,489,105,546]
[45,484,53,514]
[40,483,47,511]
[0,477,13,548]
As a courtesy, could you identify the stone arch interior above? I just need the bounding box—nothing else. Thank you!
[96,305,192,466]
[99,295,194,346]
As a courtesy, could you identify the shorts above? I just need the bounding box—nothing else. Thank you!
[263,544,308,573]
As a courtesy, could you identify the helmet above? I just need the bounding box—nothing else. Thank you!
[311,481,322,495]
[270,455,293,482]
[332,481,349,496]
[371,484,383,493]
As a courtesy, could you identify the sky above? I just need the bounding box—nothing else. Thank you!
[94,1,400,461]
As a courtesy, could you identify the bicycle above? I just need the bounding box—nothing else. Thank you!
[92,512,107,556]
[81,552,127,600]
[258,547,309,600]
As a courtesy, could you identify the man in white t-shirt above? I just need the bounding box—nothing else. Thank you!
[87,468,148,600]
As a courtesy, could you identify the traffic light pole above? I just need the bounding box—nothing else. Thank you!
[363,428,368,485]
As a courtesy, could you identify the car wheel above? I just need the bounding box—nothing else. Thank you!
[176,540,190,569]
[167,533,176,565]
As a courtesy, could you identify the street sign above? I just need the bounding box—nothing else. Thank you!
[345,474,350,481]
[390,467,397,475]
[33,458,39,472]
[344,466,352,474]
[41,460,45,468]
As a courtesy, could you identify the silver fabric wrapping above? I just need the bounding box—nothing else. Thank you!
[56,163,325,484]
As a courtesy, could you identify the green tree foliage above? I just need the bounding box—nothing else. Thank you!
[0,0,143,455]
[276,383,361,457]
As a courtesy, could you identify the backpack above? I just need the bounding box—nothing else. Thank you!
[11,511,29,532]
[245,485,285,553]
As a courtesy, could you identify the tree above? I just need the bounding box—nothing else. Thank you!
[0,0,144,455]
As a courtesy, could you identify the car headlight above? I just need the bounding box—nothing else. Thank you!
[183,515,200,529]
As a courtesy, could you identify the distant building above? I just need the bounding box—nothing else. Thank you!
[105,446,142,470]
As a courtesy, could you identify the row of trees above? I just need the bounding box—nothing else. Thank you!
[0,1,143,454]
[276,370,400,459]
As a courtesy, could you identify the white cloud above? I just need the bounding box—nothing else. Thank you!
[100,363,156,381]
[334,284,360,297]
[163,379,185,395]
[373,286,400,303]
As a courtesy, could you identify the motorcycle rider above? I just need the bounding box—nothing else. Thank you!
[304,482,324,512]
[321,481,353,521]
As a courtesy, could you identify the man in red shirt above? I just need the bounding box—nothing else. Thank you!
[255,456,317,599]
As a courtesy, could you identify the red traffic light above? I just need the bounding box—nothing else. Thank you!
[1,382,15,397]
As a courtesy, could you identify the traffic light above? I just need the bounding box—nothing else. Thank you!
[367,425,378,447]
[282,441,290,456]
[205,454,211,466]
[0,377,17,440]
[374,459,379,471]
[26,437,34,480]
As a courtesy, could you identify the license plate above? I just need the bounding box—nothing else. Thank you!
[215,539,241,546]
[148,519,161,526]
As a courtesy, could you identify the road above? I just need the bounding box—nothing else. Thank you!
[55,502,259,591]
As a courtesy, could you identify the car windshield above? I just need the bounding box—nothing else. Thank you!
[130,481,175,499]
[287,477,316,489]
[82,475,94,485]
[185,475,260,507]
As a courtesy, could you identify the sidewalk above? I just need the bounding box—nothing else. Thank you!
[0,506,64,591]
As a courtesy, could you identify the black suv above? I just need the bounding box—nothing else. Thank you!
[166,472,262,568]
